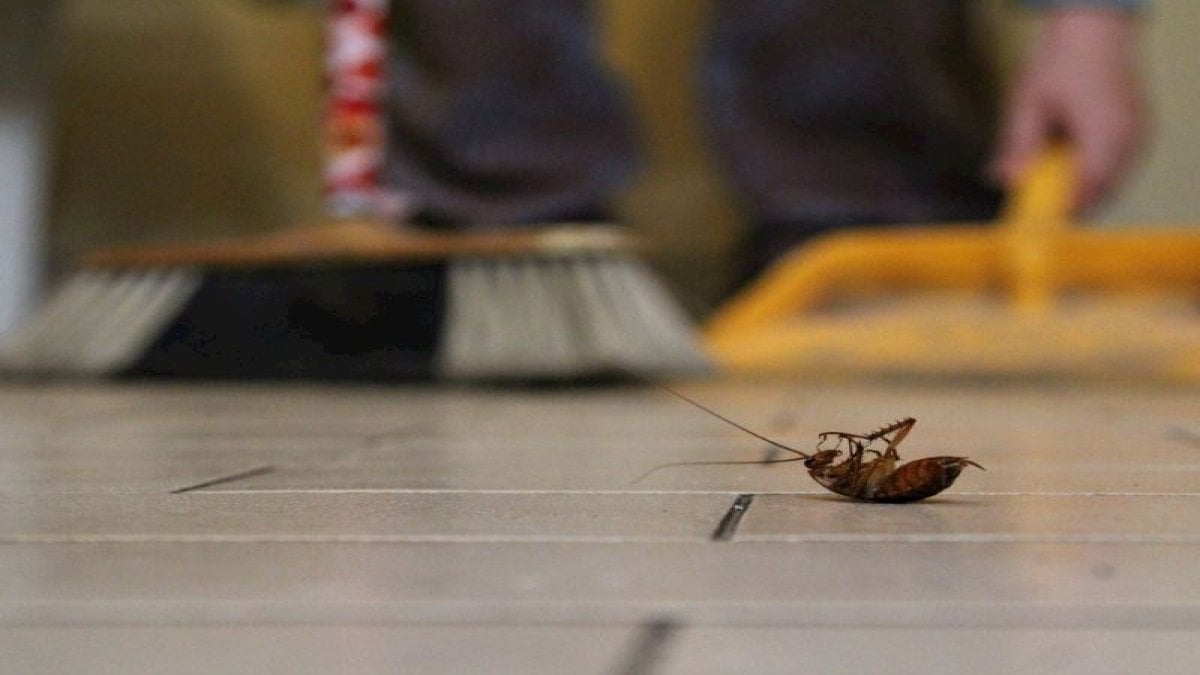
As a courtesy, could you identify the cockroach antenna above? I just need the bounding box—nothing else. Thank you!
[630,383,812,485]
[649,383,810,459]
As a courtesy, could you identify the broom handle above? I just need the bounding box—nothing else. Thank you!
[1001,144,1077,313]
[324,0,412,220]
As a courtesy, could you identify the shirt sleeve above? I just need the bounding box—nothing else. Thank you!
[1021,0,1144,8]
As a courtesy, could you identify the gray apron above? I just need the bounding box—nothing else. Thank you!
[386,1,1001,264]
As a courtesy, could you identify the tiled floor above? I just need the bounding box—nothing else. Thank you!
[1,379,1198,673]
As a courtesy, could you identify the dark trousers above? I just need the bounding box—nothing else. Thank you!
[386,1,1003,268]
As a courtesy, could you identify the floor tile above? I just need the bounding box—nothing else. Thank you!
[2,542,1197,626]
[207,453,1200,495]
[0,493,733,540]
[662,627,1200,675]
[0,461,268,495]
[1,624,637,675]
[5,382,1196,495]
[739,494,1200,541]
[2,378,1200,672]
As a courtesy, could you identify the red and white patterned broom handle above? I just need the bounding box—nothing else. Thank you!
[323,0,410,220]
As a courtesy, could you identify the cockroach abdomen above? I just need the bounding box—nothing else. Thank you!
[873,457,981,503]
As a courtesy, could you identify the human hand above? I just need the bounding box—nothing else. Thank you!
[991,8,1147,214]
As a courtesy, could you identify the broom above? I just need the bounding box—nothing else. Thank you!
[0,1,710,382]
[0,221,709,381]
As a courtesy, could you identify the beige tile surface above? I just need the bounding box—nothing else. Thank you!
[740,494,1200,541]
[662,627,1200,675]
[1,379,1199,673]
[3,542,1196,625]
[0,493,732,540]
[208,454,1200,494]
[1,625,637,675]
[0,461,266,494]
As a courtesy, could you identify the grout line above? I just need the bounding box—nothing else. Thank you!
[170,466,275,494]
[8,599,1200,630]
[612,617,681,675]
[0,534,707,545]
[195,488,801,496]
[928,491,1200,498]
[4,532,1200,545]
[712,494,754,542]
[191,488,1200,498]
[735,533,1200,544]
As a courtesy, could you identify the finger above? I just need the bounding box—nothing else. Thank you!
[991,89,1053,188]
[1068,110,1141,213]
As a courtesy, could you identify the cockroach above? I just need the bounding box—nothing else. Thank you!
[639,386,983,503]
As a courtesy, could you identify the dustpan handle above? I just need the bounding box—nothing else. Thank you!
[1002,144,1078,312]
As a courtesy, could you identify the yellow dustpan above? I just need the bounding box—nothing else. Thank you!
[705,147,1200,380]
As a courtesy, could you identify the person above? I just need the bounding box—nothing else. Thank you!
[384,1,1146,280]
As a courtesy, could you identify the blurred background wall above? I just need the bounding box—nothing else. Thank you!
[43,0,1200,315]
[49,0,326,264]
[0,1,58,336]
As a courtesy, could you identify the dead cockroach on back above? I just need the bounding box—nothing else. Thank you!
[808,417,983,502]
[639,386,983,503]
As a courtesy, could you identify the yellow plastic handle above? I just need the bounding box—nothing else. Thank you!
[1002,144,1077,227]
[1003,145,1078,312]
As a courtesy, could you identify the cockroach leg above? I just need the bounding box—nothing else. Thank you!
[881,417,916,449]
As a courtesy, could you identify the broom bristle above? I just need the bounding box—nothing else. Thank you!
[436,252,711,380]
[0,269,201,376]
